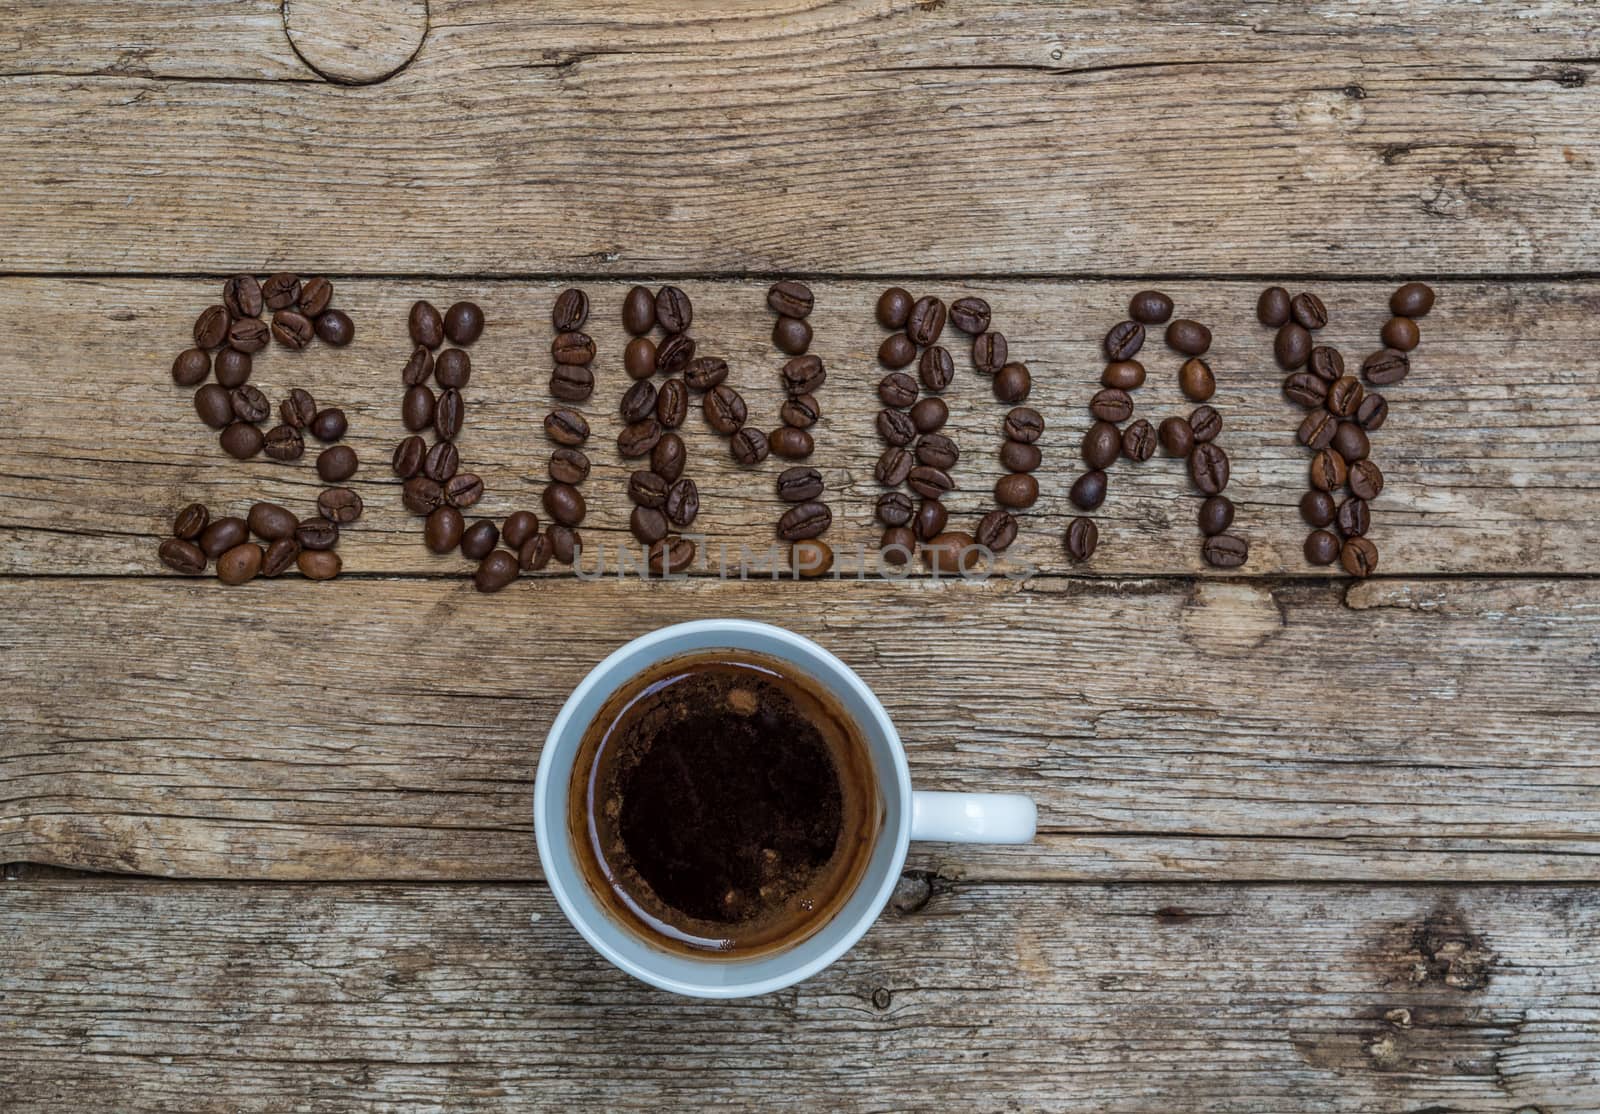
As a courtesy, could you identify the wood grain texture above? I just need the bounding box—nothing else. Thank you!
[2,2,1597,273]
[4,576,1597,880]
[3,878,1596,1112]
[3,278,1596,578]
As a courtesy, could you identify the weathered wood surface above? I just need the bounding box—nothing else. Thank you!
[3,2,1598,273]
[3,277,1596,578]
[5,576,1597,881]
[3,878,1595,1112]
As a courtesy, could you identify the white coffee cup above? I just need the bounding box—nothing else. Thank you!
[534,619,1036,999]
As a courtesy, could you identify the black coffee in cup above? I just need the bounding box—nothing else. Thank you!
[569,649,881,957]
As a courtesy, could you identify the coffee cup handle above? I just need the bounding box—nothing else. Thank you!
[910,791,1036,844]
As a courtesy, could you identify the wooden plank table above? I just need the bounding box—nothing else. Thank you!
[3,2,1598,1110]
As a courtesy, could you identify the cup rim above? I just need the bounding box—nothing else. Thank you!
[534,618,914,998]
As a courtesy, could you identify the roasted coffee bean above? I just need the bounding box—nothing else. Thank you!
[972,332,1008,375]
[878,372,918,408]
[1290,292,1327,330]
[622,285,656,335]
[1005,407,1045,444]
[551,331,596,366]
[279,387,315,428]
[317,445,358,482]
[548,525,580,565]
[876,490,913,527]
[1064,516,1099,561]
[318,487,363,525]
[620,378,657,424]
[1104,320,1146,360]
[1309,448,1347,492]
[906,296,946,346]
[655,286,693,334]
[228,316,269,354]
[949,296,991,334]
[316,310,354,347]
[995,472,1038,509]
[223,274,263,319]
[1301,489,1336,527]
[1122,419,1157,462]
[910,396,947,433]
[434,388,464,440]
[993,362,1031,403]
[551,289,589,332]
[1159,416,1194,457]
[172,348,211,386]
[1257,286,1291,327]
[650,438,684,485]
[665,478,699,527]
[1283,372,1329,408]
[519,532,555,571]
[777,501,832,541]
[402,477,445,515]
[424,439,459,482]
[919,346,955,392]
[880,526,916,565]
[1179,358,1216,402]
[789,538,834,579]
[703,384,747,434]
[261,272,300,312]
[435,348,471,389]
[263,424,304,462]
[1332,421,1370,462]
[1336,496,1370,538]
[220,421,264,459]
[271,310,314,350]
[623,336,658,381]
[655,334,695,375]
[199,516,248,558]
[1297,408,1338,450]
[1202,534,1249,569]
[392,435,426,478]
[1189,405,1221,444]
[630,505,668,545]
[1355,392,1388,430]
[1102,359,1146,390]
[262,537,301,577]
[424,505,464,553]
[1309,346,1345,382]
[767,280,814,319]
[1348,459,1384,501]
[402,346,433,387]
[683,357,728,392]
[298,276,332,317]
[1130,289,1175,325]
[1275,323,1311,369]
[194,305,231,350]
[1304,529,1340,565]
[908,465,954,500]
[782,393,821,428]
[1090,388,1134,423]
[247,501,298,541]
[878,333,917,370]
[654,378,688,428]
[617,418,662,458]
[778,466,825,503]
[914,498,948,542]
[1382,316,1420,351]
[915,432,959,470]
[409,300,445,349]
[473,550,520,593]
[1166,319,1212,356]
[1071,470,1107,510]
[628,469,668,509]
[173,502,211,540]
[297,548,341,580]
[445,472,484,508]
[1198,495,1234,536]
[772,316,812,355]
[648,536,697,576]
[159,537,207,574]
[729,427,768,466]
[768,426,814,459]
[925,531,980,574]
[461,519,500,561]
[1325,375,1364,418]
[782,355,826,395]
[310,407,347,442]
[1189,443,1230,495]
[229,385,270,423]
[877,408,917,446]
[1082,421,1121,470]
[1390,282,1435,318]
[1362,348,1410,385]
[976,509,1018,553]
[877,287,913,329]
[1341,536,1379,577]
[217,542,264,585]
[550,447,591,485]
[875,446,913,486]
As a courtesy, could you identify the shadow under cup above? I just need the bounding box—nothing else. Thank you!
[535,620,915,998]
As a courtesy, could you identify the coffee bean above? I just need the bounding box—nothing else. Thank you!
[392,435,425,477]
[768,426,814,459]
[219,421,263,459]
[1290,292,1329,330]
[789,538,834,579]
[1309,346,1345,382]
[1340,536,1379,577]
[995,472,1038,508]
[906,296,946,346]
[1005,407,1045,444]
[1189,442,1230,495]
[461,519,500,561]
[1082,421,1121,470]
[682,356,728,392]
[1336,496,1370,538]
[262,537,301,577]
[223,274,263,319]
[228,316,269,354]
[778,466,825,503]
[1090,388,1134,423]
[548,525,581,565]
[279,388,315,428]
[876,372,917,409]
[434,388,464,440]
[924,532,980,574]
[1104,320,1145,360]
[630,506,668,545]
[1283,372,1329,408]
[172,502,211,541]
[1122,419,1157,462]
[622,285,656,335]
[655,286,693,334]
[217,542,264,585]
[1325,375,1364,418]
[1332,421,1370,463]
[315,310,354,347]
[875,446,912,486]
[261,273,300,312]
[297,548,342,580]
[729,427,768,466]
[617,337,655,381]
[993,362,1031,403]
[1348,459,1384,501]
[914,498,948,541]
[424,505,464,553]
[402,346,433,387]
[1064,516,1099,561]
[1179,357,1216,402]
[1159,416,1194,457]
[655,378,688,428]
[199,516,248,558]
[665,478,699,527]
[1355,392,1388,431]
[1304,529,1340,565]
[620,378,658,424]
[617,418,663,458]
[159,537,207,574]
[1257,286,1291,327]
[908,465,954,500]
[877,408,916,447]
[1309,448,1347,492]
[230,385,270,423]
[1166,319,1212,356]
[641,433,686,484]
[551,289,589,332]
[972,332,1008,375]
[1202,534,1249,569]
[1297,408,1337,450]
[435,349,471,389]
[703,385,747,434]
[876,491,913,526]
[772,316,812,355]
[298,276,332,318]
[194,305,231,349]
[402,477,445,516]
[473,550,520,593]
[782,354,826,395]
[271,310,313,350]
[519,532,555,571]
[919,346,955,392]
[656,334,696,376]
[910,396,947,433]
[949,296,991,334]
[310,407,347,442]
[172,348,211,386]
[550,447,591,485]
[551,331,595,366]
[915,432,959,470]
[878,333,917,370]
[1390,282,1435,318]
[880,526,916,565]
[247,502,298,541]
[1189,405,1221,444]
[1198,495,1234,536]
[1362,348,1410,386]
[1070,470,1107,510]
[629,469,668,509]
[424,439,459,482]
[777,501,832,541]
[877,287,913,329]
[782,393,821,429]
[409,300,445,349]
[648,536,697,576]
[1129,290,1174,325]
[445,473,484,509]
[1275,323,1311,369]
[1300,490,1336,527]
[976,509,1018,553]
[318,488,363,525]
[767,280,814,319]
[1102,359,1146,390]
[317,445,358,482]
[1381,316,1420,351]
